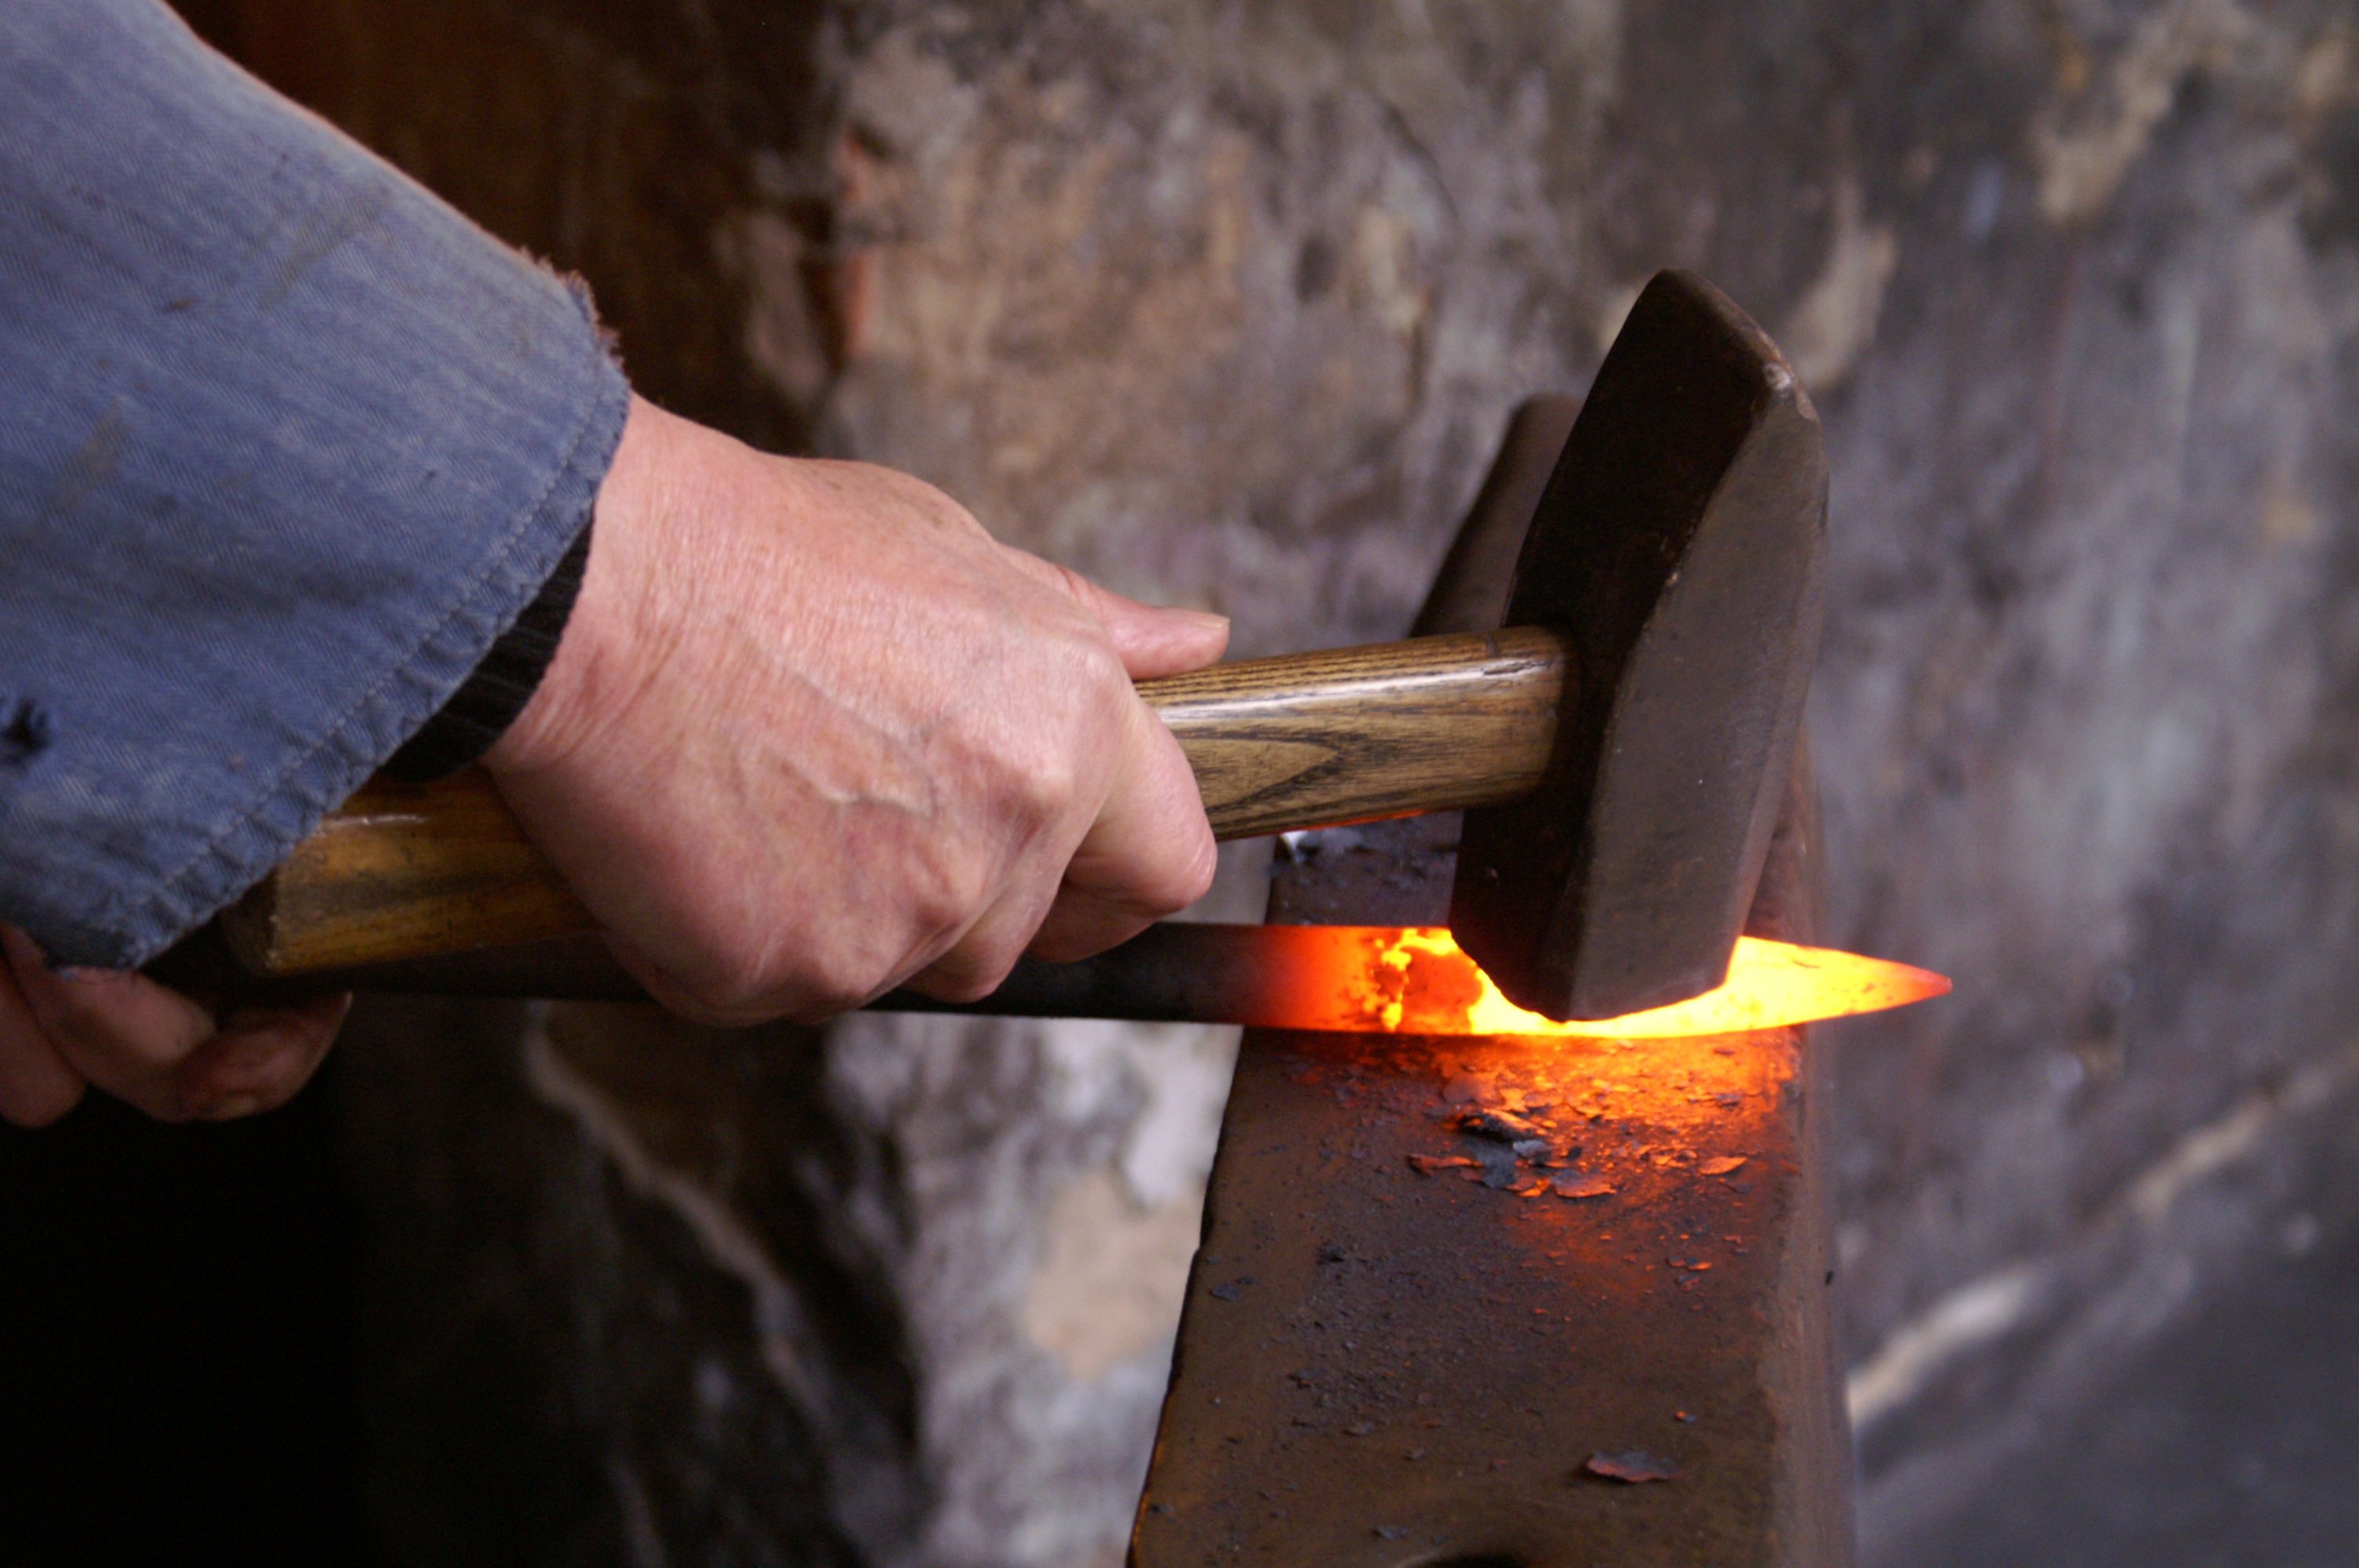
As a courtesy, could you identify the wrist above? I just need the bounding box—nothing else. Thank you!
[485,393,668,781]
[383,520,591,782]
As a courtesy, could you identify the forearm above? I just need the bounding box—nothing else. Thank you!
[0,3,1227,1131]
[0,0,628,966]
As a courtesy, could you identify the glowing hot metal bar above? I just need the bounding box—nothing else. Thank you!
[218,920,1946,1035]
[1321,927,1946,1036]
[879,922,1946,1036]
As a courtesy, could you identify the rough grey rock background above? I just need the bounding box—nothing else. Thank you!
[168,1,2359,1563]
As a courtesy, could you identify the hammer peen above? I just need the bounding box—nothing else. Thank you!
[162,270,1826,1025]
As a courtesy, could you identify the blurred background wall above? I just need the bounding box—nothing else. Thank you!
[10,2,2359,1564]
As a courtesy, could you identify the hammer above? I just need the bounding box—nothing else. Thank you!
[158,270,1825,1024]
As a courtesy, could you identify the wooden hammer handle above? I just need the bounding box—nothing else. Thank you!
[220,626,1569,975]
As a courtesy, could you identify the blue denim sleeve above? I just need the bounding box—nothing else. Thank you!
[0,0,631,967]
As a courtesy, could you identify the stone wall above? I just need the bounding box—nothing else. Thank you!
[188,2,2359,1563]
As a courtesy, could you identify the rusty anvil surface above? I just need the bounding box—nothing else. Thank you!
[1129,404,1852,1568]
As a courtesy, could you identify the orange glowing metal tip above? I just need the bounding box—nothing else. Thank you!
[1281,927,1949,1038]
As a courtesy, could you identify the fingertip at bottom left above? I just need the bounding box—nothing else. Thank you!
[176,993,352,1121]
[0,958,86,1127]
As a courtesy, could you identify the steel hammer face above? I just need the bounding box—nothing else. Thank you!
[1451,270,1828,1022]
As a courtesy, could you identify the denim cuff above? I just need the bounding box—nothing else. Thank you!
[0,0,634,966]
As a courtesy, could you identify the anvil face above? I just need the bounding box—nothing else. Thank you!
[1132,805,1852,1568]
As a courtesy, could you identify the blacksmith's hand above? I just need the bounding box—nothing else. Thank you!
[0,923,350,1127]
[481,396,1227,1026]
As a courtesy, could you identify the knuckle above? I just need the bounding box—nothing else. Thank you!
[671,934,783,1022]
[1009,744,1080,827]
[779,982,868,1024]
[925,946,1020,1005]
[1034,613,1119,686]
[909,841,998,935]
[779,931,898,1022]
[691,981,777,1024]
[1078,634,1131,696]
[925,970,999,1006]
[1027,642,1131,801]
[1043,561,1098,610]
[1165,826,1220,909]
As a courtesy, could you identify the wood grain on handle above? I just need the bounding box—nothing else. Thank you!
[1147,626,1566,836]
[221,626,1570,975]
[220,768,591,977]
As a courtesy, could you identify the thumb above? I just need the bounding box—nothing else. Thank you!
[1100,596,1230,680]
[1001,547,1230,679]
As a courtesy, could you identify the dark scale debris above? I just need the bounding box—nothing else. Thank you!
[1584,1450,1681,1483]
[1441,1073,1489,1105]
[1450,1106,1543,1143]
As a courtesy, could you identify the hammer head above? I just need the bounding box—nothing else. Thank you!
[1451,270,1826,1022]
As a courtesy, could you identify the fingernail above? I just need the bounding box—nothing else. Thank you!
[194,1093,264,1121]
[1173,609,1230,632]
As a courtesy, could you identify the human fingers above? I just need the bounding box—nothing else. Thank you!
[998,548,1230,679]
[3,923,224,1120]
[598,926,790,1029]
[899,594,1217,996]
[897,835,1080,1004]
[0,934,85,1127]
[4,924,349,1120]
[170,992,352,1121]
[1026,702,1218,963]
[489,404,1222,1028]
